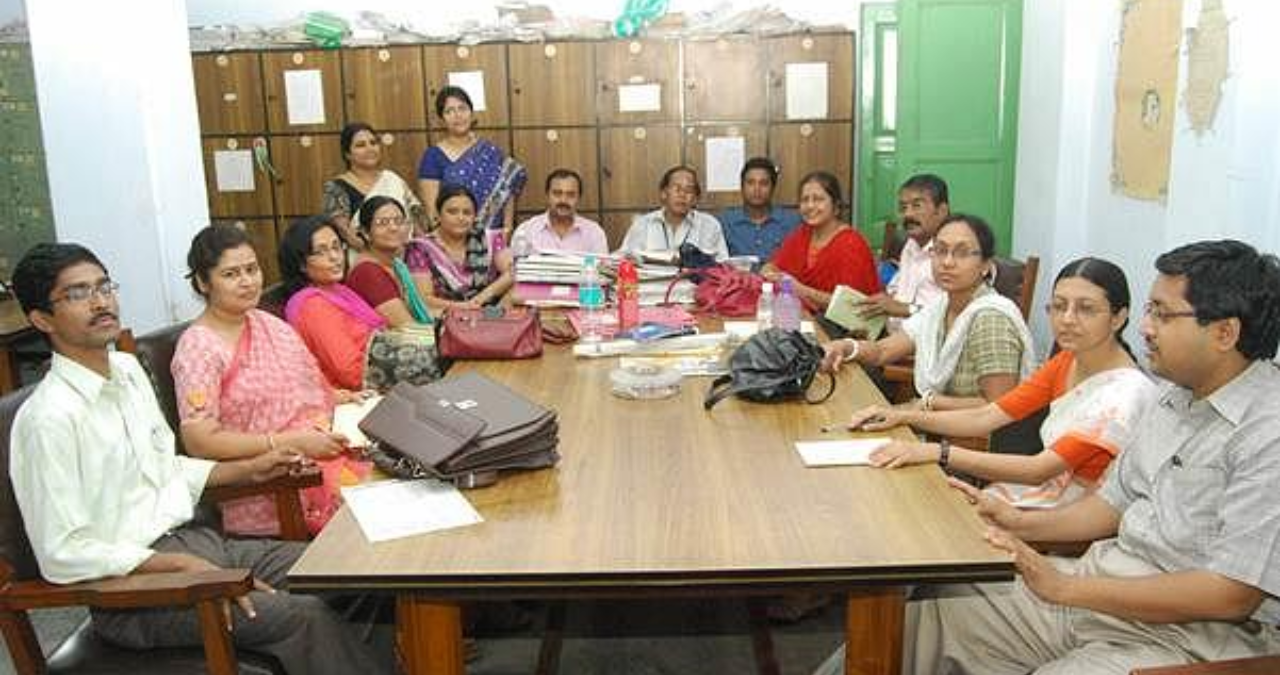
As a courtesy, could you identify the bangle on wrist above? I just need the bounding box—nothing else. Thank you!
[840,338,861,363]
[921,389,936,411]
[937,438,951,469]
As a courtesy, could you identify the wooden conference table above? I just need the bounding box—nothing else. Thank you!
[289,335,1013,675]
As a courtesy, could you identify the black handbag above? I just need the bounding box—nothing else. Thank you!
[704,328,836,408]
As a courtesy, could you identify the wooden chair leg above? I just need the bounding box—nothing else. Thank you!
[0,609,46,675]
[534,601,566,675]
[746,598,781,675]
[195,598,238,675]
[843,588,906,675]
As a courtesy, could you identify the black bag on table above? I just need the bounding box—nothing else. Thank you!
[704,328,836,409]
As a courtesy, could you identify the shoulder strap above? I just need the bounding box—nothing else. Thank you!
[703,374,737,410]
[804,372,837,404]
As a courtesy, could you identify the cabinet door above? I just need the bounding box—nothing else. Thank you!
[203,136,275,218]
[767,34,856,122]
[682,124,768,212]
[216,218,281,285]
[376,131,430,197]
[512,128,599,212]
[262,50,343,133]
[599,126,681,211]
[423,44,509,129]
[769,122,853,209]
[343,46,427,131]
[269,134,343,216]
[599,211,644,251]
[193,53,266,135]
[595,40,679,125]
[509,42,596,127]
[685,37,765,122]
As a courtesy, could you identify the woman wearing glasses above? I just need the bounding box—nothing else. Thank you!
[408,184,514,311]
[346,195,435,327]
[823,213,1036,410]
[171,224,367,537]
[842,257,1156,508]
[278,215,441,392]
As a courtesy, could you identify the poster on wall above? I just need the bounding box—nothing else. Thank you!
[1184,0,1229,134]
[1112,0,1183,201]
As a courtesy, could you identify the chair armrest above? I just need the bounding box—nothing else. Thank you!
[201,468,322,504]
[1030,540,1091,557]
[0,568,252,612]
[1132,655,1280,675]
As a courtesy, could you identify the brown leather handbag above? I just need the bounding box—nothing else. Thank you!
[439,305,544,360]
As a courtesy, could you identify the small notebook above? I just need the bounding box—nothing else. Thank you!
[824,285,887,339]
[794,439,891,467]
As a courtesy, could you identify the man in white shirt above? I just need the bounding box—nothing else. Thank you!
[618,165,729,262]
[9,243,392,675]
[857,174,950,325]
[512,168,609,255]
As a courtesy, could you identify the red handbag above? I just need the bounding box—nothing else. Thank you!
[664,265,762,317]
[439,306,544,359]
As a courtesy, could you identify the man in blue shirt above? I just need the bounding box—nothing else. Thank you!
[719,157,801,264]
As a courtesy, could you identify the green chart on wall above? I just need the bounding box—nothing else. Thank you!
[0,42,54,281]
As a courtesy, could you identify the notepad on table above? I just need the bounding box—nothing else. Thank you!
[794,438,891,467]
[341,479,483,543]
[824,285,887,339]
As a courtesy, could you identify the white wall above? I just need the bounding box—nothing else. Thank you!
[1012,0,1280,355]
[27,0,208,332]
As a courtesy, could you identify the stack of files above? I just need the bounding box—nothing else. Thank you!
[359,372,559,488]
[515,251,591,284]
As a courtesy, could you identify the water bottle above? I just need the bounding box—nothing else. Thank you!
[756,281,775,331]
[578,255,604,342]
[774,276,802,331]
[616,259,640,332]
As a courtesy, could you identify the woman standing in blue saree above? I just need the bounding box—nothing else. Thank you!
[417,85,527,239]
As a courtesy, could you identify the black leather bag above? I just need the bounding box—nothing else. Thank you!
[703,328,836,409]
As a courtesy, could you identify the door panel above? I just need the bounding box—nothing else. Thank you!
[595,40,679,125]
[767,34,855,122]
[682,124,768,212]
[857,3,900,243]
[203,136,274,218]
[262,50,343,133]
[343,46,427,131]
[376,131,430,197]
[599,126,681,210]
[768,122,853,210]
[269,134,343,216]
[512,128,600,212]
[685,37,765,122]
[509,43,596,127]
[423,44,510,129]
[193,53,266,135]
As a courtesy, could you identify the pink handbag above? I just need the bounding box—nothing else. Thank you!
[439,306,544,359]
[665,265,762,317]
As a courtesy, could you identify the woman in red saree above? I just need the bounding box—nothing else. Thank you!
[763,171,880,312]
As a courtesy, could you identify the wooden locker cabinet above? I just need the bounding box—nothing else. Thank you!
[375,130,430,197]
[684,37,766,122]
[599,125,681,210]
[512,127,600,212]
[767,34,856,122]
[269,134,343,216]
[599,210,644,251]
[202,136,275,218]
[262,50,343,133]
[423,44,510,130]
[342,46,427,131]
[509,42,596,127]
[216,218,280,285]
[595,40,679,125]
[769,122,853,208]
[192,53,266,135]
[682,123,768,212]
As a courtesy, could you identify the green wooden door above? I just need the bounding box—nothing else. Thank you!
[896,0,1022,254]
[857,3,900,250]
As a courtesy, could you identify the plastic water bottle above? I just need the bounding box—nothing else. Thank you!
[774,276,802,331]
[616,259,640,332]
[756,281,775,331]
[578,255,604,342]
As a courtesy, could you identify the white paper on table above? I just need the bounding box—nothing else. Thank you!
[341,479,483,543]
[447,70,488,112]
[284,69,326,125]
[795,438,891,467]
[213,149,255,192]
[618,83,662,112]
[331,395,383,448]
[705,136,746,192]
[785,62,829,120]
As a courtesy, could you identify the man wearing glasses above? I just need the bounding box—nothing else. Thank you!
[816,240,1280,674]
[9,243,394,674]
[617,165,729,263]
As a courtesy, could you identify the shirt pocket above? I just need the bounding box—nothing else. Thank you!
[1157,465,1226,553]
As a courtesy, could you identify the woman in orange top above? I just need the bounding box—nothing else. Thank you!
[846,257,1157,507]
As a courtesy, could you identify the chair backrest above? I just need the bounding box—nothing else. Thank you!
[992,255,1040,320]
[132,322,191,446]
[0,386,41,582]
[880,221,906,263]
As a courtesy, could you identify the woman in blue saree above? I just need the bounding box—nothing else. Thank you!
[416,85,527,239]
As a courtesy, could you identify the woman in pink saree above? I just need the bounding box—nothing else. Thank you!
[171,224,369,537]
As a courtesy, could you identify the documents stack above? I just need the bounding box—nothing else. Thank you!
[360,372,559,489]
[512,251,590,307]
[598,256,696,306]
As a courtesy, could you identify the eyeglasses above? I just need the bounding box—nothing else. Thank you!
[52,280,119,305]
[1045,301,1107,320]
[308,242,348,259]
[929,246,982,261]
[1143,302,1198,324]
[666,183,699,196]
[372,216,407,229]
